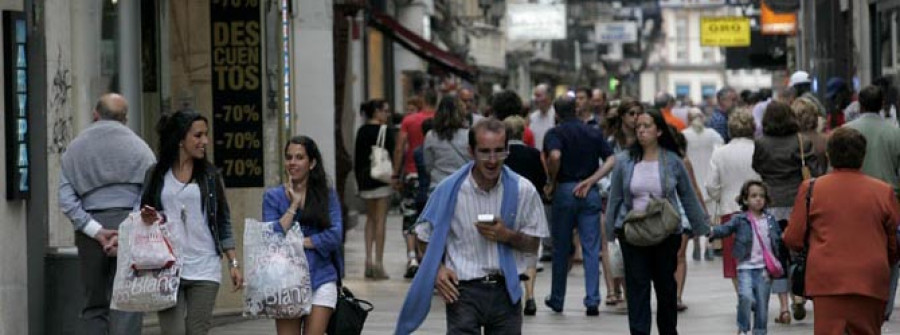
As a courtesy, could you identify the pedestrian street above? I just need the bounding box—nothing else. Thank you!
[191,213,900,334]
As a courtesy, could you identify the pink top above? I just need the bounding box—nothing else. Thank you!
[630,161,662,211]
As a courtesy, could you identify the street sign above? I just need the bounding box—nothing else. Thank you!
[507,4,566,41]
[595,21,638,44]
[700,16,751,47]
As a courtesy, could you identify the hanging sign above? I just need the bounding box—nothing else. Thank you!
[210,0,264,188]
[700,16,751,47]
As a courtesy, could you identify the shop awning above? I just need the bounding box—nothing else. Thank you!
[369,11,477,81]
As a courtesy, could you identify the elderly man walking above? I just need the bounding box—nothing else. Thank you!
[59,93,156,334]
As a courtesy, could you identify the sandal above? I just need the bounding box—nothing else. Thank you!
[676,300,688,312]
[774,311,791,324]
[605,294,618,306]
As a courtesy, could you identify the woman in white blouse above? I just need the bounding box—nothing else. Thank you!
[705,110,760,290]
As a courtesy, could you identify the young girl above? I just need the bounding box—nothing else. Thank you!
[709,180,786,335]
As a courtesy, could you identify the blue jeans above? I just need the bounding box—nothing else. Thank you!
[737,268,771,335]
[547,182,602,309]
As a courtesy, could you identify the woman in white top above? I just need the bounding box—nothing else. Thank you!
[423,96,472,192]
[682,107,724,261]
[705,110,761,290]
[140,110,242,335]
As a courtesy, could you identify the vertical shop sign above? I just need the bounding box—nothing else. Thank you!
[210,0,263,187]
[4,11,28,199]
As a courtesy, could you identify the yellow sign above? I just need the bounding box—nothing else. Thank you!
[700,17,751,47]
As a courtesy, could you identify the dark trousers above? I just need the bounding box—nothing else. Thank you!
[621,234,681,335]
[446,281,522,335]
[76,208,143,335]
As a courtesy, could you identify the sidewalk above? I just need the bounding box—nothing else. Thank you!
[197,212,900,334]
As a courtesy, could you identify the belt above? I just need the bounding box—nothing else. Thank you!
[86,207,133,213]
[459,274,506,285]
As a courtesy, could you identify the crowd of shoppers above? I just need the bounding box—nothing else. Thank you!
[61,73,900,335]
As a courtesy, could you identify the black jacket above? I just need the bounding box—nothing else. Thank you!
[141,162,235,255]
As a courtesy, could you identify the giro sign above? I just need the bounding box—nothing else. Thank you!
[700,16,750,47]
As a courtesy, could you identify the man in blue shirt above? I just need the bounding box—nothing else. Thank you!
[543,97,614,316]
[707,87,737,143]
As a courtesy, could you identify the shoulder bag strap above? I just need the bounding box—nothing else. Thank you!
[748,212,774,255]
[376,125,387,148]
[802,178,817,253]
[449,135,470,162]
[797,134,807,170]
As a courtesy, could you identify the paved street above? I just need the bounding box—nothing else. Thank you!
[199,212,900,334]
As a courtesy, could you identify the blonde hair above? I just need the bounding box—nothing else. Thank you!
[502,115,526,140]
[791,98,820,132]
[727,110,755,139]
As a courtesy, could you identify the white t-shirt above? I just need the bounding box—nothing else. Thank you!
[529,107,556,151]
[162,170,222,282]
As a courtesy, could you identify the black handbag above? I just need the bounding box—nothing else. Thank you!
[326,254,373,335]
[790,178,816,297]
[326,286,374,335]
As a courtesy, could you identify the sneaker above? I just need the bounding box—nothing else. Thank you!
[586,306,599,316]
[792,302,807,320]
[404,264,418,279]
[524,299,537,316]
[543,297,562,313]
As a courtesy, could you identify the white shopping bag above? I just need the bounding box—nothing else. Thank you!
[130,221,176,270]
[243,219,313,319]
[111,213,180,312]
[608,241,625,278]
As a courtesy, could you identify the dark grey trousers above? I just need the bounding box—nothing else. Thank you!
[157,279,220,335]
[446,281,522,335]
[76,208,143,335]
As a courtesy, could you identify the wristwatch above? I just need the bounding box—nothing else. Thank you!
[229,259,240,269]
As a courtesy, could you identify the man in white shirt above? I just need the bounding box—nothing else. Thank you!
[396,118,549,334]
[529,83,556,151]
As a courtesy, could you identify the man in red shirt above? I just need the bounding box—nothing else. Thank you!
[393,91,437,278]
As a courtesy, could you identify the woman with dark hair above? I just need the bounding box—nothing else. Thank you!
[423,95,472,191]
[607,99,640,152]
[784,127,899,334]
[262,136,343,335]
[354,99,394,280]
[605,109,710,335]
[752,101,820,324]
[670,126,709,312]
[140,110,242,334]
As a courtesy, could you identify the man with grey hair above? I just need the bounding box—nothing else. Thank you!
[707,87,737,142]
[529,83,555,152]
[59,93,156,334]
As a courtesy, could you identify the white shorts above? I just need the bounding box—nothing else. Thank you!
[359,185,392,199]
[312,282,338,308]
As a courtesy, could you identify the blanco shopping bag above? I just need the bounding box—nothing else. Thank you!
[111,213,180,312]
[243,219,313,318]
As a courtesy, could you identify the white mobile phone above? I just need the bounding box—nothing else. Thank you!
[476,214,495,225]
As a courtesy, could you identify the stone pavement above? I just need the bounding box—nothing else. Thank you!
[199,213,900,334]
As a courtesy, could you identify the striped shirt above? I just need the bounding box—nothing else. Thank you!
[415,170,549,281]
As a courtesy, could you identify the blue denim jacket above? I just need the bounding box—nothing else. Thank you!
[604,149,711,239]
[710,211,787,270]
[263,186,344,290]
